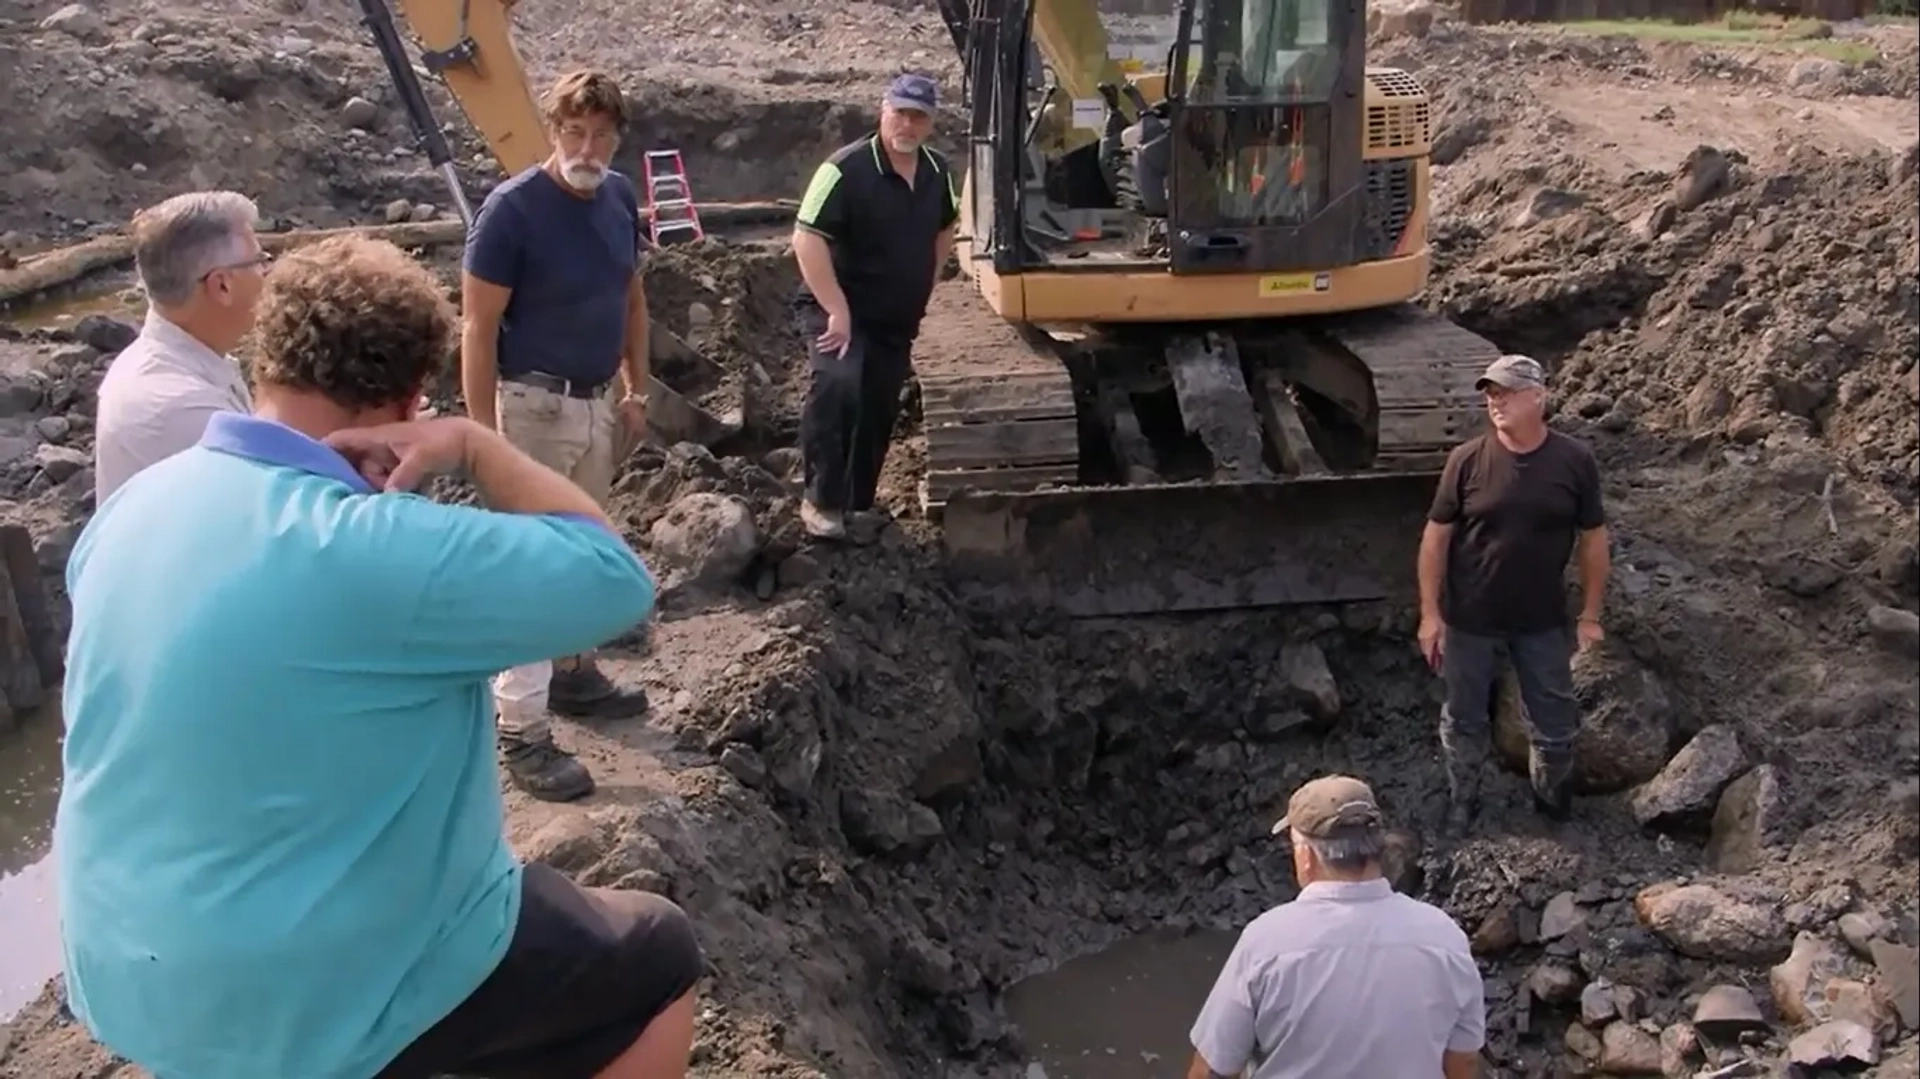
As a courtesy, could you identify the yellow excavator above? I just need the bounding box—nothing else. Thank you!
[917,0,1504,616]
[360,0,1499,618]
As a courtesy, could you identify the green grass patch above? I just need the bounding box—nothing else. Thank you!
[1553,15,1881,61]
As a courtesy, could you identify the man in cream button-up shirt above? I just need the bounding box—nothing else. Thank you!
[95,190,269,503]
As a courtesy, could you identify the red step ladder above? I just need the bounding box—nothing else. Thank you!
[642,149,705,246]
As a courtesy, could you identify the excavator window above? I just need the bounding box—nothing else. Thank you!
[1162,0,1341,229]
[1186,0,1336,102]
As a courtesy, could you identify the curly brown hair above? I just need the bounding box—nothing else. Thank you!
[541,69,628,129]
[251,234,455,411]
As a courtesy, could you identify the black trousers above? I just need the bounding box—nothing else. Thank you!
[795,303,915,514]
[374,864,704,1079]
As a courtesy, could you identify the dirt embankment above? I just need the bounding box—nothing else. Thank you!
[3,7,1920,1079]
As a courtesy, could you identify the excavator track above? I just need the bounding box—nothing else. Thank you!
[915,284,1085,515]
[918,287,1505,617]
[1314,304,1498,474]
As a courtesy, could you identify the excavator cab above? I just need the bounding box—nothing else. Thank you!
[948,0,1376,281]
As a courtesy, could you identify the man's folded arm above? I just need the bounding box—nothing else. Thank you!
[345,494,656,679]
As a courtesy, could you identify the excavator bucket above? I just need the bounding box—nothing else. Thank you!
[937,471,1439,617]
[645,321,743,449]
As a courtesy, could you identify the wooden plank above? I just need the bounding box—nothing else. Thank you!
[0,526,59,688]
[1254,372,1329,476]
[0,554,45,715]
[926,418,1080,469]
[925,463,1082,503]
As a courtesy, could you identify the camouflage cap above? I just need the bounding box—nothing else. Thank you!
[1475,354,1546,392]
[1270,775,1384,839]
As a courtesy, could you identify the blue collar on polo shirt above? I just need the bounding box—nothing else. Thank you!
[198,412,374,492]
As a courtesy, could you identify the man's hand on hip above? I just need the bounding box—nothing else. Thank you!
[326,417,481,492]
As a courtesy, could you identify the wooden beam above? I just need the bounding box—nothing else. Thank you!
[0,200,799,307]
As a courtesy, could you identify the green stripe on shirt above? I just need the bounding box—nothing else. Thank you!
[797,162,842,226]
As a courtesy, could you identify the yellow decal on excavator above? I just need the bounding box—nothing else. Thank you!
[1258,272,1332,296]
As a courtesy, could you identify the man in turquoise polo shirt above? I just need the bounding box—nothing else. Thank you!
[56,234,703,1079]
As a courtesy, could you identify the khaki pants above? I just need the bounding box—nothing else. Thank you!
[491,380,620,744]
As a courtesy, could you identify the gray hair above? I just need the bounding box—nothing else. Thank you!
[1298,828,1385,872]
[129,190,260,306]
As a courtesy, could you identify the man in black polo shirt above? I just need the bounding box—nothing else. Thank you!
[1418,354,1611,835]
[790,72,959,540]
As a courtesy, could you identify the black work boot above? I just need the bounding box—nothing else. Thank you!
[499,733,595,803]
[1529,747,1574,822]
[549,661,648,720]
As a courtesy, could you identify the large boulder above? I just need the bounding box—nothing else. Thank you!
[1635,878,1790,965]
[647,492,761,593]
[1494,642,1677,794]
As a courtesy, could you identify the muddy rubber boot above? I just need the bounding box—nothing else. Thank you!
[800,500,846,540]
[1444,787,1479,842]
[499,733,595,803]
[549,662,647,720]
[1439,735,1482,842]
[1529,748,1574,822]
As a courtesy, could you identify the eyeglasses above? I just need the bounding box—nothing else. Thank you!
[201,251,273,282]
[558,125,620,148]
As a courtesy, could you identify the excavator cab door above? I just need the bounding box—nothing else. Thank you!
[1162,0,1367,275]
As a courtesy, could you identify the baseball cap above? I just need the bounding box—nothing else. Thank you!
[884,73,940,114]
[1474,354,1546,392]
[1270,775,1385,839]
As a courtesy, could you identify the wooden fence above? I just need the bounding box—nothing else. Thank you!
[1455,0,1877,23]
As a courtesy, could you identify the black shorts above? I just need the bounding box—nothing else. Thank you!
[375,862,705,1079]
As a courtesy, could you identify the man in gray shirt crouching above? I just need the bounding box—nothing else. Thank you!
[1187,775,1487,1079]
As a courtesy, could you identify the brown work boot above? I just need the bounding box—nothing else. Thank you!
[549,662,648,719]
[499,733,595,803]
[800,500,846,540]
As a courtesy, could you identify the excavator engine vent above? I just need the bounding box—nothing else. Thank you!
[1361,159,1417,259]
[1363,68,1432,153]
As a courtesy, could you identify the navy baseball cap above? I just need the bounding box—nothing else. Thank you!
[884,73,939,113]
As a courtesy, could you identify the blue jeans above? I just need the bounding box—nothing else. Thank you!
[1438,625,1578,802]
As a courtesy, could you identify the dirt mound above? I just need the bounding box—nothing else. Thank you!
[1430,135,1918,508]
[1371,21,1920,507]
[0,1,905,249]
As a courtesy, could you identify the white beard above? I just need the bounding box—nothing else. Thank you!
[885,135,923,155]
[560,156,607,191]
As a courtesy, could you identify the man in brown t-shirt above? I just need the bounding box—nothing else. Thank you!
[1417,355,1611,836]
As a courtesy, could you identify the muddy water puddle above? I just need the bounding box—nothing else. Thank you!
[1007,928,1236,1078]
[3,281,145,333]
[0,705,62,1020]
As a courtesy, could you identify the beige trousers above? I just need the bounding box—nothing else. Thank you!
[491,380,620,744]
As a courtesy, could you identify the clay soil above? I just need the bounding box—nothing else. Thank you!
[3,1,1920,1077]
